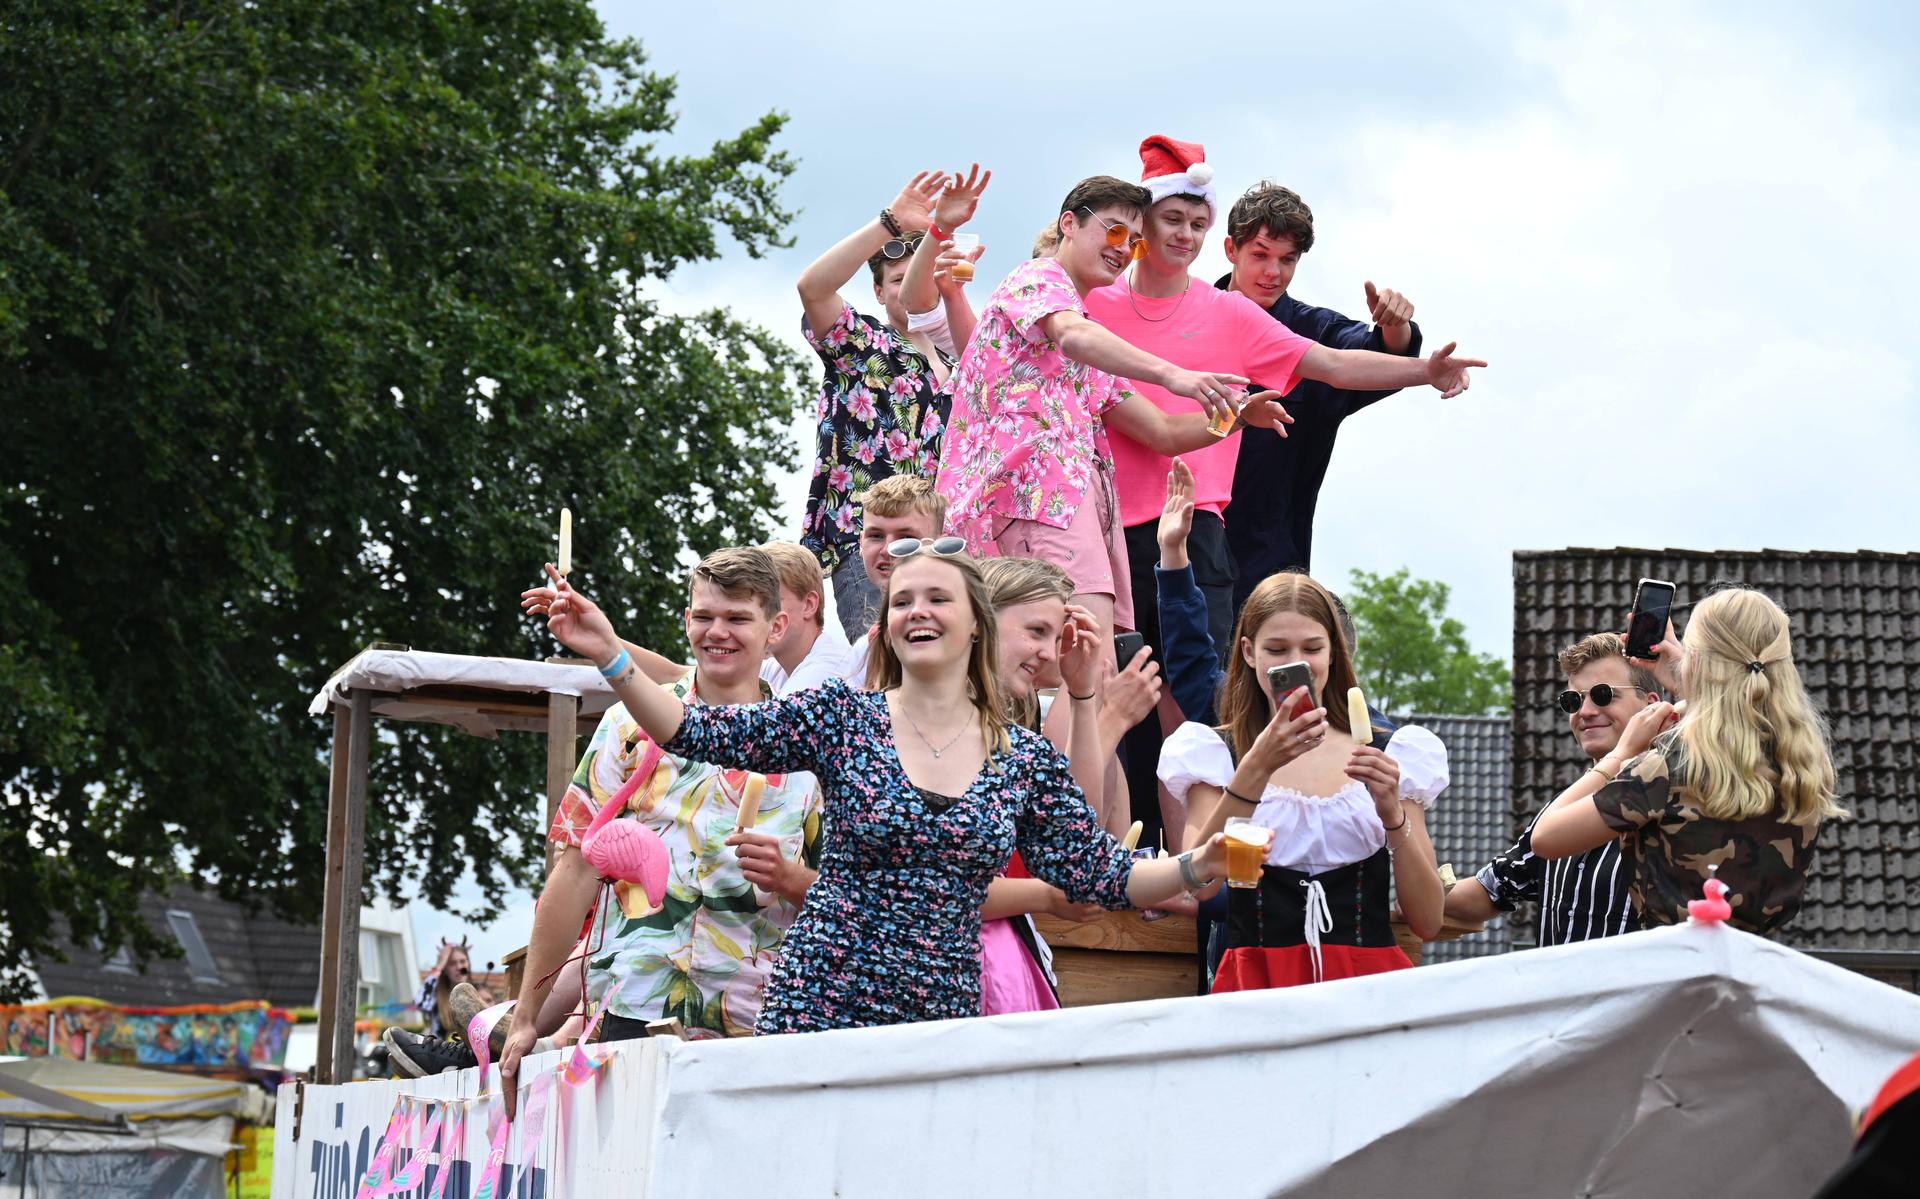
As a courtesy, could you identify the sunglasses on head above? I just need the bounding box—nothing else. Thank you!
[1556,683,1651,714]
[1076,207,1148,262]
[888,536,967,559]
[878,234,925,261]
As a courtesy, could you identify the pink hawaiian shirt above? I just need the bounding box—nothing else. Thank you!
[933,258,1132,546]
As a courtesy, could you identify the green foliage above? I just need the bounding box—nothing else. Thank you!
[0,1,803,1000]
[1345,568,1511,717]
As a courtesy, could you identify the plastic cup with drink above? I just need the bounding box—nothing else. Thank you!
[949,233,980,282]
[1223,817,1274,889]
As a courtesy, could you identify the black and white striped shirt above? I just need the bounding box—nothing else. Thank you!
[1476,804,1639,946]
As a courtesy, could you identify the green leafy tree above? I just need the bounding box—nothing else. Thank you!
[1345,568,1510,716]
[0,1,803,1000]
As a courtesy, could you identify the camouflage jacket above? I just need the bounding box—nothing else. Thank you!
[1592,737,1822,935]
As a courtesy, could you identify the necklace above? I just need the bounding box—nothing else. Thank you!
[898,700,973,759]
[1126,273,1193,323]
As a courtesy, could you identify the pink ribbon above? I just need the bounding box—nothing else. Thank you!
[353,1102,410,1199]
[425,1103,465,1199]
[467,1000,515,1091]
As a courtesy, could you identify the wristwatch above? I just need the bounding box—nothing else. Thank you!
[1176,850,1208,891]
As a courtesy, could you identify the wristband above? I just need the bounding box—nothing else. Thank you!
[1223,786,1258,806]
[1380,806,1407,833]
[1068,690,1096,702]
[928,220,952,243]
[597,647,632,680]
[879,208,903,237]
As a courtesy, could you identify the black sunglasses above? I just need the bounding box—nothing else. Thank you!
[878,233,926,261]
[888,536,967,559]
[1556,683,1651,714]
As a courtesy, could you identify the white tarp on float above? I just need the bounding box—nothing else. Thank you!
[272,922,1920,1199]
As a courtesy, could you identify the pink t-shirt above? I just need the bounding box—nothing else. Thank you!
[1086,280,1313,528]
[935,258,1131,546]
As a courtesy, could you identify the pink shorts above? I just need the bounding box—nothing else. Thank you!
[987,468,1135,631]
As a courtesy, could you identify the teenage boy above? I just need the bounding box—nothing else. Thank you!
[842,474,948,687]
[797,169,984,639]
[1097,138,1486,649]
[933,175,1294,636]
[757,540,855,695]
[1217,182,1441,607]
[1446,633,1656,944]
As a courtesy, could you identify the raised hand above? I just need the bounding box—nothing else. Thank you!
[888,169,948,233]
[1364,280,1414,328]
[1056,604,1104,700]
[1425,341,1487,399]
[1165,368,1249,422]
[1614,700,1679,763]
[1157,458,1196,566]
[933,162,991,230]
[521,562,621,665]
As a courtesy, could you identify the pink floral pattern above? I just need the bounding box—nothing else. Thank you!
[933,258,1131,548]
[801,304,952,571]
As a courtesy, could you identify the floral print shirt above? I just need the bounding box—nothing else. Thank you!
[663,679,1137,1033]
[934,257,1132,547]
[548,673,823,1037]
[799,304,952,571]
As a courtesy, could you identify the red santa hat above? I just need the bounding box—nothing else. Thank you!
[1139,135,1218,225]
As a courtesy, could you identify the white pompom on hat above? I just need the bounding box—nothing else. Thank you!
[1139,135,1218,225]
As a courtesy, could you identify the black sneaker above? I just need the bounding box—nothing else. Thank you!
[382,1028,477,1077]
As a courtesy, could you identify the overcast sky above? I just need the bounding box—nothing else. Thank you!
[418,0,1919,966]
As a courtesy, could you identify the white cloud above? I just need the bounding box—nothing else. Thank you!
[607,0,1918,662]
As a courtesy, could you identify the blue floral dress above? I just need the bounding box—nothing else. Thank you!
[663,679,1137,1033]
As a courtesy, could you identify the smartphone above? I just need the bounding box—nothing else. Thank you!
[1625,578,1677,660]
[1114,630,1149,669]
[1265,661,1315,713]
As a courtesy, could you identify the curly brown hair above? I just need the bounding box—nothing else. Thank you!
[1225,181,1315,253]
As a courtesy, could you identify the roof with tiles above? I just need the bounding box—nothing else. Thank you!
[1511,548,1920,956]
[1395,713,1515,963]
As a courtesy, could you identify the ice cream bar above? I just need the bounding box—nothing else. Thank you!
[1437,863,1458,890]
[1348,687,1371,744]
[735,774,766,831]
[558,507,573,576]
[1121,820,1143,851]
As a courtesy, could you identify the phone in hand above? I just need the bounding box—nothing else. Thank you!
[1114,630,1149,670]
[1264,661,1316,714]
[1625,578,1677,660]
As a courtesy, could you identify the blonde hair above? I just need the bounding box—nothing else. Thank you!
[1031,223,1061,258]
[980,557,1074,728]
[758,541,826,628]
[1669,588,1842,824]
[1219,572,1364,757]
[857,474,947,530]
[1558,631,1661,695]
[867,553,1014,760]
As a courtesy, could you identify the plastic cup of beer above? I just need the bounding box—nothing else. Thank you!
[1206,392,1243,439]
[1223,817,1273,889]
[949,233,980,282]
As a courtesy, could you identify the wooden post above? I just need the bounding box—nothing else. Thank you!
[543,690,579,874]
[314,705,352,1085]
[332,689,372,1082]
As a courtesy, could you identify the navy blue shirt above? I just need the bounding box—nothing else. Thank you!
[1214,278,1422,606]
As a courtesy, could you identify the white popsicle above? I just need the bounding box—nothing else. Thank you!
[558,507,572,576]
[1348,686,1371,744]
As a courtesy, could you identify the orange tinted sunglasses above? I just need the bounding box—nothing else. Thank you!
[1077,207,1149,261]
